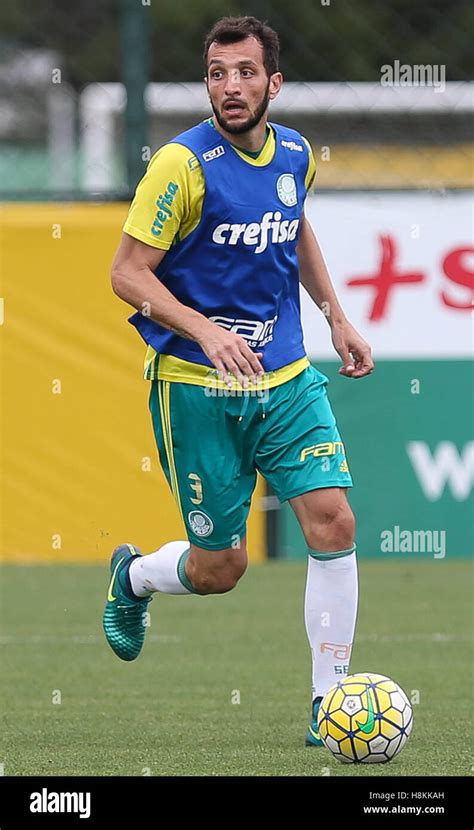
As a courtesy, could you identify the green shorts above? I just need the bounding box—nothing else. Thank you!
[149,365,352,550]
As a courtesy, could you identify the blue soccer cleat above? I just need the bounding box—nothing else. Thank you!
[305,696,324,746]
[103,544,152,661]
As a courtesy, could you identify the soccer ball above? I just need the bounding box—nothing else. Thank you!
[317,673,413,764]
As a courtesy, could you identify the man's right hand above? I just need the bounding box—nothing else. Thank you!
[197,323,264,387]
[111,235,265,385]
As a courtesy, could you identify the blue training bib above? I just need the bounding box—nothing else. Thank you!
[129,120,310,372]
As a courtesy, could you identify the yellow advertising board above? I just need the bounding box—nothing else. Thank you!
[0,204,266,563]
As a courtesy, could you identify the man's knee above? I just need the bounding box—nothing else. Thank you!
[304,501,355,551]
[187,544,248,595]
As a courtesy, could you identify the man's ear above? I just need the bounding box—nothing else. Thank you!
[269,72,283,100]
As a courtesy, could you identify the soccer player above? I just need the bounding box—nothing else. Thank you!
[103,15,374,747]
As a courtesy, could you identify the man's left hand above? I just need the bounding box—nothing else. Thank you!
[331,322,374,378]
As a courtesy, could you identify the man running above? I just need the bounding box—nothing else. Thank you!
[103,15,374,746]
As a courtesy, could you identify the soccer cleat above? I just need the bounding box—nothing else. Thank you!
[305,696,324,747]
[103,544,152,661]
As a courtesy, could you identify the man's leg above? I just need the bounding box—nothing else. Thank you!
[290,486,358,745]
[103,377,256,661]
[255,365,357,744]
[103,540,247,662]
[129,538,248,597]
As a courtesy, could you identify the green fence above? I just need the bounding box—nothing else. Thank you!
[276,359,474,560]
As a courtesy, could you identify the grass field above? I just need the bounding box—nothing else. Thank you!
[0,560,472,776]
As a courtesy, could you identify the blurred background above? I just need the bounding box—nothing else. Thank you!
[0,0,472,563]
[1,0,472,196]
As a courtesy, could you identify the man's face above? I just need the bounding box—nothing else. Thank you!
[206,36,281,135]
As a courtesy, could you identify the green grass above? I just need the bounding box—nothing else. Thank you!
[0,560,472,776]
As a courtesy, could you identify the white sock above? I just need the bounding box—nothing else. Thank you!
[129,540,193,596]
[304,549,359,700]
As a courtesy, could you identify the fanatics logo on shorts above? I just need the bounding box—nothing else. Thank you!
[202,146,225,162]
[276,173,297,207]
[188,510,214,537]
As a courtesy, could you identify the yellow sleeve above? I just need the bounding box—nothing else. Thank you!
[302,136,316,192]
[123,143,205,250]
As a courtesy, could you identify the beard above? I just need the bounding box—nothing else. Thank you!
[210,80,271,135]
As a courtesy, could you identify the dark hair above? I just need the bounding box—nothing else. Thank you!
[203,16,280,78]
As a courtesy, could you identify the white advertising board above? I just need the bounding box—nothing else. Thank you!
[302,191,473,358]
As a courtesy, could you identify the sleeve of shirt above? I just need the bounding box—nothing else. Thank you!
[123,143,200,251]
[302,136,316,192]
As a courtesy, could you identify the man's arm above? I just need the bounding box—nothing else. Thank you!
[111,232,264,385]
[297,214,374,378]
